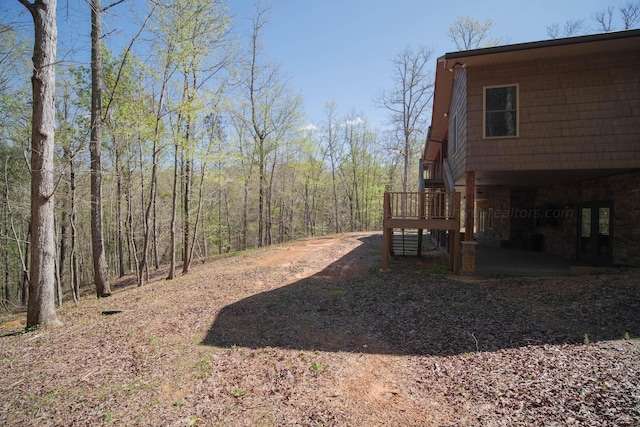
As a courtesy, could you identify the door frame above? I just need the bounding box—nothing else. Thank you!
[577,201,613,266]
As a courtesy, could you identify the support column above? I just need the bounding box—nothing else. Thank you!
[382,192,391,271]
[382,226,391,271]
[417,191,426,257]
[461,241,478,275]
[465,171,475,242]
[450,228,460,273]
[462,171,476,274]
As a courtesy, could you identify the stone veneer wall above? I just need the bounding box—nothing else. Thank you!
[535,170,640,266]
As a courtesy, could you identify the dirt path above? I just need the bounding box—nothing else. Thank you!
[1,232,639,426]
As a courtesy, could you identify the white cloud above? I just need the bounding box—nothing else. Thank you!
[344,117,365,126]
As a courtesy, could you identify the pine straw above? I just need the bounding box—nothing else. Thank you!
[1,232,639,426]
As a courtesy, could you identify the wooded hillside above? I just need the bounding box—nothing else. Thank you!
[0,2,416,311]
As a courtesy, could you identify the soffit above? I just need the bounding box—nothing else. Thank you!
[456,169,639,188]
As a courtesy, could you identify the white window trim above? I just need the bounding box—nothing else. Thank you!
[483,83,519,139]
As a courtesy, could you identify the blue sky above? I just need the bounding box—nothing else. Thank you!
[4,0,628,130]
[234,0,623,130]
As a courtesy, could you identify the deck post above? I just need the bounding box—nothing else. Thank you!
[464,171,475,242]
[382,193,391,271]
[450,229,461,273]
[382,226,391,271]
[417,191,426,257]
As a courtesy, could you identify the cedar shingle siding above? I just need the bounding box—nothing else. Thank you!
[459,50,640,174]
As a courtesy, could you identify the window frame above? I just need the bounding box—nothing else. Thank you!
[483,84,519,139]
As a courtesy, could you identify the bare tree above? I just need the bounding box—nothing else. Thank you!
[17,0,62,328]
[241,5,302,247]
[321,101,342,233]
[620,0,640,29]
[594,6,615,32]
[547,18,585,39]
[567,2,639,36]
[446,16,504,50]
[375,45,434,192]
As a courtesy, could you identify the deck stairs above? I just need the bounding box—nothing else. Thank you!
[391,229,439,256]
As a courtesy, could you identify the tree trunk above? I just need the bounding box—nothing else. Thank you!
[265,153,277,246]
[69,153,79,303]
[90,0,111,297]
[242,181,249,250]
[225,192,232,252]
[217,190,222,255]
[181,74,194,274]
[58,208,67,295]
[182,152,192,273]
[167,140,179,280]
[258,153,265,247]
[20,0,62,328]
[21,225,30,307]
[139,44,172,286]
[114,145,125,277]
[139,127,159,287]
[188,162,207,268]
[126,189,139,280]
[152,191,159,270]
[54,218,63,307]
[2,182,9,308]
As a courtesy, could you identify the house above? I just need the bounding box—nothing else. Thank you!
[383,29,640,273]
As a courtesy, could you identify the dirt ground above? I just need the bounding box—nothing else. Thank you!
[1,232,639,426]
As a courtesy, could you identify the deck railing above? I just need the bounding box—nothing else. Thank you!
[383,191,458,220]
[382,190,461,272]
[423,160,442,181]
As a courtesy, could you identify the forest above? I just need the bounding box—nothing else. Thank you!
[2,0,638,327]
[1,1,422,322]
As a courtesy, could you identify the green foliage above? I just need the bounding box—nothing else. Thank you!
[0,0,401,305]
[446,16,505,50]
[103,410,116,422]
[329,288,345,297]
[231,387,246,398]
[195,354,215,378]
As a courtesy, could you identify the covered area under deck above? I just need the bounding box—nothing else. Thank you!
[475,244,598,276]
[383,235,600,277]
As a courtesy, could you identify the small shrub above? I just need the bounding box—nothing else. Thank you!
[232,388,246,398]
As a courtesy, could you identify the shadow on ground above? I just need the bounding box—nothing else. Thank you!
[202,234,640,356]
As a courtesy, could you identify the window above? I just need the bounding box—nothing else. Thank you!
[484,84,518,138]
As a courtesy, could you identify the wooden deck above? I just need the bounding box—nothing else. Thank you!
[382,191,461,272]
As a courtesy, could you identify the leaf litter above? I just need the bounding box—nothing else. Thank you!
[1,232,639,426]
